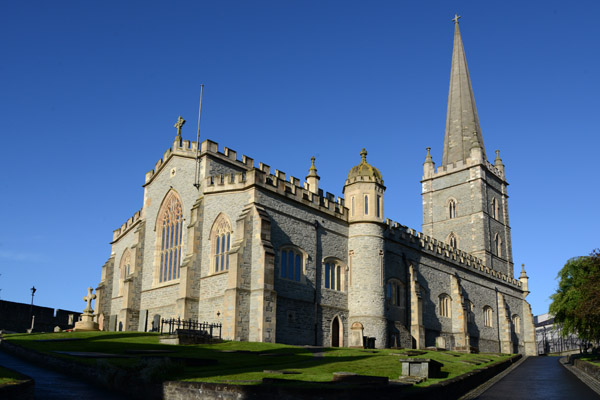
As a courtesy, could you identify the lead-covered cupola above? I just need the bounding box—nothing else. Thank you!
[343,148,385,223]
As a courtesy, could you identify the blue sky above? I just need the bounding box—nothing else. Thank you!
[1,1,598,318]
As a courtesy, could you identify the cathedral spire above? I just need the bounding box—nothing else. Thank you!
[442,15,486,166]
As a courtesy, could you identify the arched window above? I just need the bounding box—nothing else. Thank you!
[211,214,232,273]
[121,249,132,278]
[448,233,458,249]
[483,306,493,327]
[386,280,406,308]
[448,199,456,219]
[364,195,369,215]
[439,294,451,318]
[324,258,344,291]
[280,247,304,282]
[466,300,475,323]
[491,198,499,220]
[512,314,521,334]
[157,191,183,283]
[494,233,502,257]
[119,249,131,295]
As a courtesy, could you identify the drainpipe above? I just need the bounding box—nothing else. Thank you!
[313,219,320,346]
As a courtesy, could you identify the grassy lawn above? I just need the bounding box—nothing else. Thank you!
[0,365,29,386]
[579,355,600,366]
[3,332,512,386]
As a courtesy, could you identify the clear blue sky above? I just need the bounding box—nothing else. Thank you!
[1,1,598,318]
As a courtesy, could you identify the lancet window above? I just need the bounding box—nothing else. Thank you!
[448,199,457,219]
[364,195,369,215]
[280,247,304,282]
[483,306,493,327]
[324,258,344,291]
[448,233,458,249]
[512,314,521,334]
[157,191,183,283]
[494,233,502,257]
[386,280,405,308]
[211,214,232,273]
[439,294,451,318]
[491,197,499,220]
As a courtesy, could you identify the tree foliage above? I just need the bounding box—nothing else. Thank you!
[549,249,600,343]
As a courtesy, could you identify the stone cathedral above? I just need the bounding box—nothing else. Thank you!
[95,19,536,355]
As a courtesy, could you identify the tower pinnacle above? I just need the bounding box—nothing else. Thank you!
[442,17,486,166]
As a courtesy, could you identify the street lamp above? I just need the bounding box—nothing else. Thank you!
[29,286,36,331]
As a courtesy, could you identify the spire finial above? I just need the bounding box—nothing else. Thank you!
[174,116,186,138]
[309,156,317,173]
[452,14,461,24]
[424,147,433,163]
[360,148,367,163]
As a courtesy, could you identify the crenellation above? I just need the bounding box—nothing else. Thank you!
[275,169,286,181]
[111,209,142,242]
[259,162,271,175]
[224,147,237,161]
[242,155,254,168]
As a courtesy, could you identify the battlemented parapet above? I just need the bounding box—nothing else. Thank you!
[204,166,347,219]
[426,155,505,182]
[144,139,255,186]
[112,209,143,242]
[384,218,521,288]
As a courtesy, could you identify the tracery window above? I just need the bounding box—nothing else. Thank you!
[483,306,493,327]
[280,247,304,282]
[449,199,456,219]
[325,259,344,291]
[157,191,183,283]
[386,280,406,307]
[439,294,451,318]
[211,214,232,273]
[512,314,521,334]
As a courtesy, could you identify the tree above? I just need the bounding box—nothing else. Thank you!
[549,249,600,345]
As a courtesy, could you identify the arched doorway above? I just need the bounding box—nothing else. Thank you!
[331,316,342,347]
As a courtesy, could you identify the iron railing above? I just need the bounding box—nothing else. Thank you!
[160,318,222,339]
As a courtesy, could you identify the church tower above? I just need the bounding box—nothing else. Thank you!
[422,16,514,277]
[344,149,387,348]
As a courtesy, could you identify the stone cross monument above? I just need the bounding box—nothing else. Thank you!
[74,287,100,331]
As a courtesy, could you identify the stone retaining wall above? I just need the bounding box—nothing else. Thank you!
[163,354,522,400]
[569,355,600,382]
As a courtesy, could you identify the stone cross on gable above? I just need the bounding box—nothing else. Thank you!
[83,287,96,314]
[174,116,186,137]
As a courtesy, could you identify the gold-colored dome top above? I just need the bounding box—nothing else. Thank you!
[347,148,382,181]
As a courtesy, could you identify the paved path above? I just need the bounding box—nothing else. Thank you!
[468,356,599,399]
[0,350,128,399]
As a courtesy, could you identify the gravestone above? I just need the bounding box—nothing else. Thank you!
[436,336,446,349]
[349,322,364,348]
[138,310,148,332]
[398,358,443,378]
